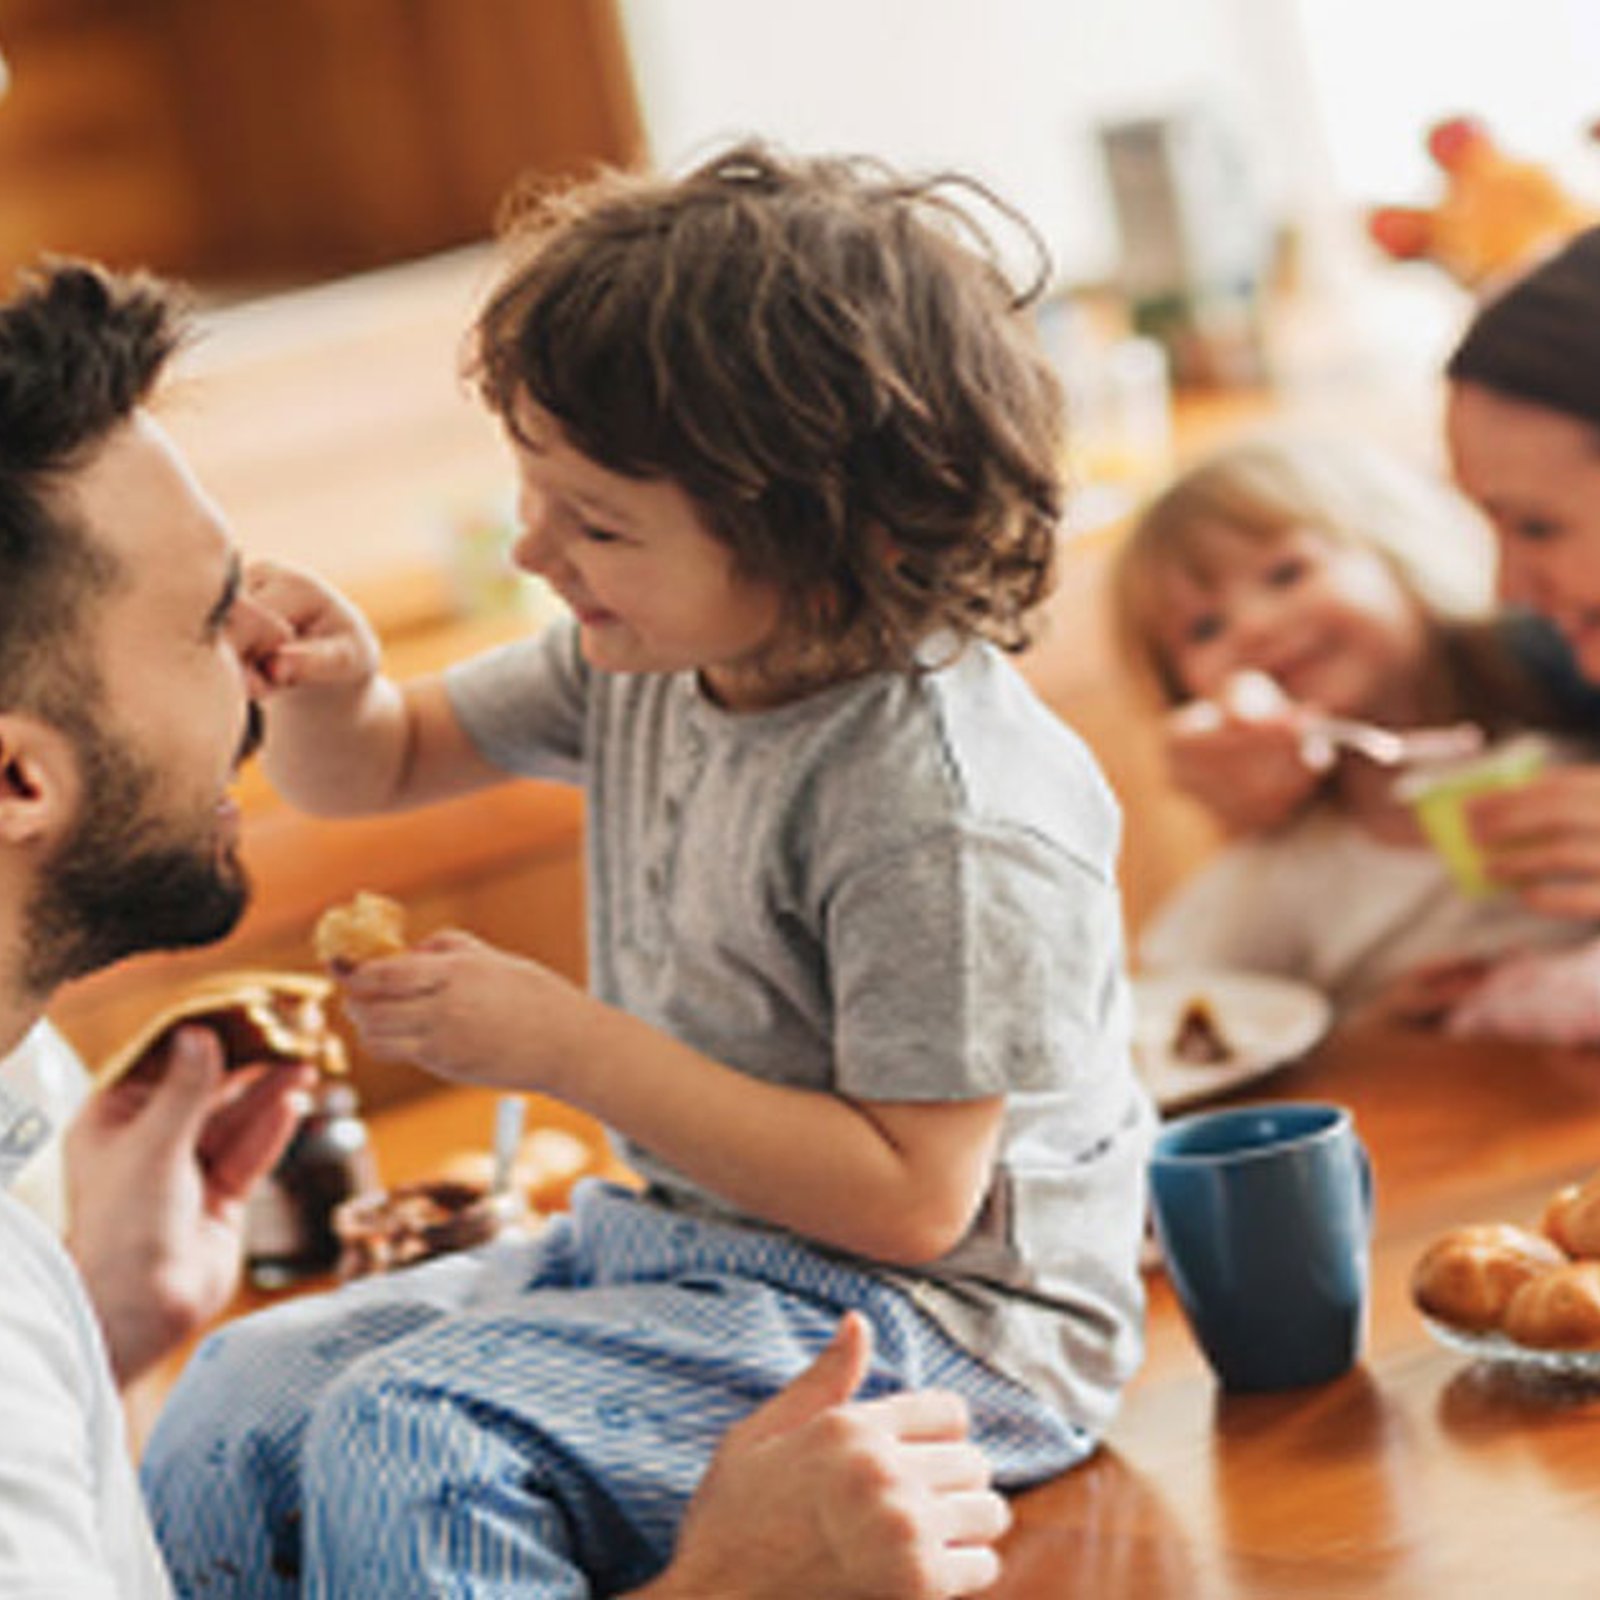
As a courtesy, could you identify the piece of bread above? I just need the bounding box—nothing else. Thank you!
[1541,1176,1600,1258]
[1503,1261,1600,1350]
[1410,1222,1566,1332]
[95,970,346,1088]
[314,891,408,969]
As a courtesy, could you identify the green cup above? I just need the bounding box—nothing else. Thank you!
[1397,737,1549,897]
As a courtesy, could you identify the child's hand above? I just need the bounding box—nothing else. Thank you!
[1445,939,1600,1046]
[1165,675,1323,836]
[1466,765,1600,919]
[242,560,383,698]
[333,930,591,1092]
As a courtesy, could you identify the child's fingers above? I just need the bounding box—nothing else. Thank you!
[244,559,348,632]
[337,952,451,1002]
[415,928,486,956]
[265,635,374,690]
[336,992,444,1060]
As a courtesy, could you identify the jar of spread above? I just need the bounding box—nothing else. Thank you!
[245,1080,380,1288]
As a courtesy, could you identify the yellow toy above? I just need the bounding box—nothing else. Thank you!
[1367,116,1598,290]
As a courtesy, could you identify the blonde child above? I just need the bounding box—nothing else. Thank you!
[141,143,1154,1596]
[1113,433,1594,1021]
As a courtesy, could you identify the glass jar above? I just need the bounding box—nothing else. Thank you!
[245,1080,381,1289]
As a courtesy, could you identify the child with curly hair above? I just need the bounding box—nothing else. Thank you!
[142,142,1153,1597]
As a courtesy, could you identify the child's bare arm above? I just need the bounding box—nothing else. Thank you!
[245,561,503,816]
[337,932,1005,1265]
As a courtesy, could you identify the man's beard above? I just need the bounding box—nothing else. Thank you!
[24,705,261,995]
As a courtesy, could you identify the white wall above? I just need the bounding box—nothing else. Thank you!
[1294,0,1600,204]
[616,0,1293,287]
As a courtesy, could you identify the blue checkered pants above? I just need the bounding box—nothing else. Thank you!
[142,1182,1090,1598]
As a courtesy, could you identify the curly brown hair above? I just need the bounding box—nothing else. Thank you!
[470,140,1064,675]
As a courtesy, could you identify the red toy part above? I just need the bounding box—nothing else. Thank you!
[1366,116,1598,288]
[1427,116,1489,173]
[1367,206,1433,260]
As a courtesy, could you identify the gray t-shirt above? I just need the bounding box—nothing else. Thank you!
[446,619,1153,1428]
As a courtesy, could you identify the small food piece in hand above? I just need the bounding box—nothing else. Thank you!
[1171,998,1234,1065]
[314,891,408,969]
[96,970,346,1088]
[1410,1222,1566,1332]
[1541,1174,1600,1258]
[1503,1261,1600,1350]
[333,1178,526,1277]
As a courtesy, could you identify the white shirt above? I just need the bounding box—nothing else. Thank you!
[1140,804,1591,1011]
[4,1022,92,1235]
[0,1190,173,1598]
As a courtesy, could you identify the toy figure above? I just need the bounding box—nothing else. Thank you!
[1367,116,1597,291]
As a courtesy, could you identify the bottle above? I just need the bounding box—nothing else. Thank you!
[245,1080,381,1289]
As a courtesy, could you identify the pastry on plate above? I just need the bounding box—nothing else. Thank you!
[1503,1260,1600,1350]
[1170,996,1234,1065]
[314,890,408,969]
[1410,1222,1565,1333]
[1541,1174,1600,1258]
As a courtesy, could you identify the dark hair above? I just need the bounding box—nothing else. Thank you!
[470,140,1064,674]
[1446,225,1600,430]
[0,261,187,722]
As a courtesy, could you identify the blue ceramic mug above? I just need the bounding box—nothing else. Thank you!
[1148,1101,1373,1392]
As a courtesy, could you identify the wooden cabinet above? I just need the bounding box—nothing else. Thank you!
[0,0,642,286]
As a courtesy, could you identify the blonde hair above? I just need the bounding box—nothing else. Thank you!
[1111,433,1496,705]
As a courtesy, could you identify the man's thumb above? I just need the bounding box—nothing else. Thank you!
[741,1312,873,1445]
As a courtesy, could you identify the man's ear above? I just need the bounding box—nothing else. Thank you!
[0,713,76,848]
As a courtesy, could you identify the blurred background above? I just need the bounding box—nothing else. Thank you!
[2,0,1596,302]
[32,0,1600,1114]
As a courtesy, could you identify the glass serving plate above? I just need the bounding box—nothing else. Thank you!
[1422,1315,1600,1383]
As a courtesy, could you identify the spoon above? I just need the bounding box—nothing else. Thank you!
[1201,672,1487,771]
[1301,717,1486,770]
[491,1095,526,1197]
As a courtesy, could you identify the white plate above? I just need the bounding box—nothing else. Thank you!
[1131,968,1331,1112]
[1421,1316,1600,1384]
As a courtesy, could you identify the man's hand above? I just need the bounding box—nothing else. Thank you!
[641,1313,1010,1600]
[64,1026,313,1388]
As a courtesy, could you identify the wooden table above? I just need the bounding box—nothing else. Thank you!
[991,1021,1600,1599]
[148,1017,1600,1596]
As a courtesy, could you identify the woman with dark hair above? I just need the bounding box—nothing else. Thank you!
[1155,227,1600,1041]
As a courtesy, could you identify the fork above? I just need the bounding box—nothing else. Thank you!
[1301,716,1485,769]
